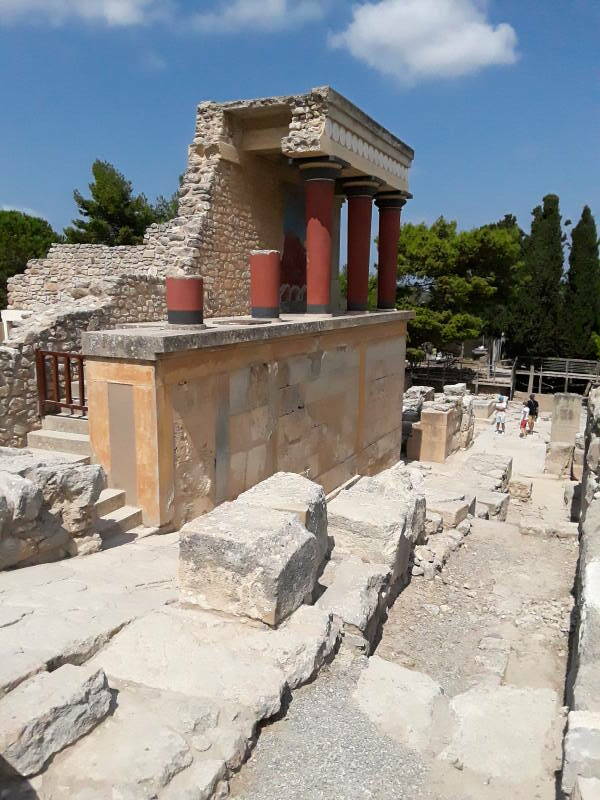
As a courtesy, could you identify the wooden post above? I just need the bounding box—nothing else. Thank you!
[527,363,534,395]
[538,364,543,394]
[35,350,47,418]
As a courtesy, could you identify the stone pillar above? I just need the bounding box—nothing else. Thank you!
[300,160,344,314]
[375,192,409,310]
[344,178,379,312]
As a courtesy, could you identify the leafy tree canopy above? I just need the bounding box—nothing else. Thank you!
[64,160,179,246]
[396,215,524,352]
[563,206,600,359]
[0,210,61,307]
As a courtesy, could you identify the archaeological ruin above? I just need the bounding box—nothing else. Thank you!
[0,87,599,800]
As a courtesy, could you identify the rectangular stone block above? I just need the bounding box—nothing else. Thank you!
[475,490,510,521]
[179,501,319,626]
[425,498,469,528]
[509,478,533,501]
[0,665,110,777]
[551,393,582,444]
[545,442,574,478]
[472,398,496,419]
[236,472,328,562]
[562,711,600,795]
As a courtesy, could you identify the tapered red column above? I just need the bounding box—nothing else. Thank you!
[345,179,379,312]
[376,192,408,310]
[300,160,344,314]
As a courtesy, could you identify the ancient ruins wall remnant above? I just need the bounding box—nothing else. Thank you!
[9,87,413,320]
[563,386,600,794]
[0,448,105,570]
[406,384,474,462]
[83,312,410,529]
[0,275,166,448]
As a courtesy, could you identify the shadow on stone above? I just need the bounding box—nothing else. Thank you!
[0,756,40,799]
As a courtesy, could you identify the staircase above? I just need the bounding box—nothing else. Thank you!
[27,414,153,545]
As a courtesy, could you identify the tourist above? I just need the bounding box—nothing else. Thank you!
[519,400,530,438]
[495,394,507,434]
[527,393,539,434]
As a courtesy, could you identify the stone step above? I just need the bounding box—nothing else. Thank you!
[26,448,90,466]
[97,505,143,540]
[95,488,127,517]
[41,414,89,435]
[26,429,91,457]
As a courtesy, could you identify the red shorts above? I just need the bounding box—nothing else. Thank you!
[520,419,528,430]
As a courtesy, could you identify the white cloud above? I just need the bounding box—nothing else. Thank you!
[330,0,518,84]
[0,0,168,26]
[191,0,325,33]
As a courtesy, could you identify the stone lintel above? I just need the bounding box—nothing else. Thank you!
[82,311,413,362]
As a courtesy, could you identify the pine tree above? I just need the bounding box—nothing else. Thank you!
[563,206,600,358]
[510,194,564,357]
[64,160,164,246]
[0,210,60,307]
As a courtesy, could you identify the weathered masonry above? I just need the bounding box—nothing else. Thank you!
[83,312,410,528]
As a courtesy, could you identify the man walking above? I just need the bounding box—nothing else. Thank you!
[526,393,539,434]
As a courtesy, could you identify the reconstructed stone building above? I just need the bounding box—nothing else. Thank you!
[3,86,416,540]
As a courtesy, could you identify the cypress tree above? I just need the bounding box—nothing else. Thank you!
[514,194,564,357]
[564,206,600,358]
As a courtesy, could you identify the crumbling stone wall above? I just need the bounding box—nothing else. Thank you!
[8,88,331,319]
[0,275,166,447]
[562,387,600,794]
[0,448,105,570]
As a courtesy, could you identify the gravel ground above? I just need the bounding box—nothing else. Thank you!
[230,652,441,800]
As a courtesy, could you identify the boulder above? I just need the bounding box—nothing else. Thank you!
[443,383,467,397]
[0,665,110,777]
[352,657,448,753]
[474,490,510,521]
[179,501,319,626]
[425,498,469,528]
[236,472,328,562]
[509,477,533,501]
[0,472,42,522]
[464,453,513,490]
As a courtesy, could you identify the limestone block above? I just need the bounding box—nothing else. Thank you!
[425,498,469,528]
[572,777,600,800]
[327,491,418,582]
[545,442,575,478]
[316,557,390,653]
[474,490,509,521]
[509,477,533,501]
[353,657,448,753]
[562,711,600,794]
[236,472,328,562]
[179,501,319,626]
[443,383,467,397]
[440,686,559,783]
[464,453,513,490]
[425,510,443,536]
[0,665,110,777]
[472,398,496,419]
[574,446,585,482]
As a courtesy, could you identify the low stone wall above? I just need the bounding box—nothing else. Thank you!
[0,275,166,448]
[0,448,105,570]
[406,384,474,463]
[563,387,600,794]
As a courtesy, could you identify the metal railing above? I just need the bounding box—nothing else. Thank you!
[35,349,87,416]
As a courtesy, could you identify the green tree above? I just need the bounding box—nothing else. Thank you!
[508,194,564,357]
[562,207,600,358]
[64,160,178,245]
[396,216,522,352]
[0,210,60,307]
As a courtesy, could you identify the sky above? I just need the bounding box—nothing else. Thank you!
[1,0,599,239]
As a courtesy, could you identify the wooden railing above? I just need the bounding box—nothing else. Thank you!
[35,349,87,416]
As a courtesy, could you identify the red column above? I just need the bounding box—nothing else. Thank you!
[250,250,280,318]
[300,161,343,314]
[376,193,408,310]
[345,180,379,312]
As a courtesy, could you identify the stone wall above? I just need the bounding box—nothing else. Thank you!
[563,387,600,794]
[0,275,166,447]
[85,317,408,529]
[405,384,474,463]
[8,89,331,320]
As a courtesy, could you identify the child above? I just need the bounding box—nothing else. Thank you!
[519,400,530,438]
[495,394,507,434]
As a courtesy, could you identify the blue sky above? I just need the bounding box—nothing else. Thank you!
[1,0,599,238]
